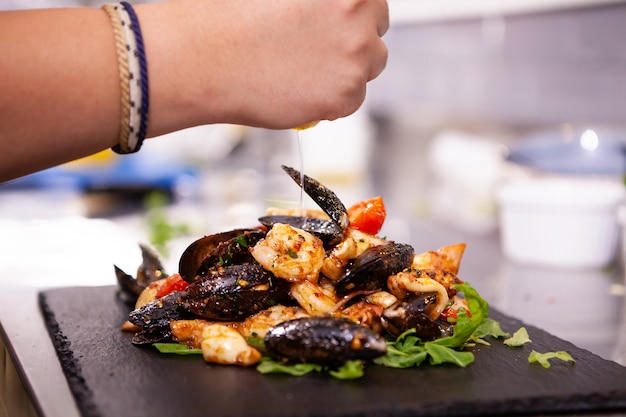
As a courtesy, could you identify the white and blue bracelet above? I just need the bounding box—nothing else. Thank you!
[102,1,149,154]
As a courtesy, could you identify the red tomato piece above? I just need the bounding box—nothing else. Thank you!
[156,273,189,299]
[347,196,386,235]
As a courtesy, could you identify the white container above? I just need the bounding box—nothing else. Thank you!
[496,178,625,269]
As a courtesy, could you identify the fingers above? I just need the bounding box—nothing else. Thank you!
[368,37,388,81]
[376,0,390,37]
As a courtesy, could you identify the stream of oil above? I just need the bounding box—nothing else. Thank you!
[296,129,305,213]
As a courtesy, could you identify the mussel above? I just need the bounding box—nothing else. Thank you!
[281,165,350,231]
[381,294,454,341]
[264,316,387,365]
[115,244,168,303]
[178,228,266,283]
[335,242,414,296]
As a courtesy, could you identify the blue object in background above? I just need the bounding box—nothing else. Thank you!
[0,151,198,194]
[507,126,626,177]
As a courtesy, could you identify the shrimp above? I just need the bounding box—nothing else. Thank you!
[387,270,450,320]
[200,324,262,366]
[250,223,325,282]
[290,278,338,315]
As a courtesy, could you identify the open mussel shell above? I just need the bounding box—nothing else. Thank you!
[281,165,349,230]
[115,243,168,303]
[182,264,292,321]
[115,265,143,304]
[264,316,387,365]
[258,215,344,247]
[335,242,414,296]
[381,294,454,341]
[178,228,266,283]
[137,244,168,285]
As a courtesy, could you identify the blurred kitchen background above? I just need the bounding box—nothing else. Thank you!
[1,0,626,368]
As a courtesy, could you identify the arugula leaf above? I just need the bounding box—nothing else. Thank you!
[374,330,429,368]
[245,336,266,352]
[528,350,575,368]
[431,282,489,348]
[153,343,202,355]
[256,358,322,376]
[470,317,510,345]
[256,357,364,379]
[424,343,474,367]
[504,327,532,347]
[328,360,365,379]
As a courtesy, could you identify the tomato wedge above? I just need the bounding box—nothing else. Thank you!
[347,196,386,235]
[155,273,189,299]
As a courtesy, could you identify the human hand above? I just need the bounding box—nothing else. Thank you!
[139,0,389,135]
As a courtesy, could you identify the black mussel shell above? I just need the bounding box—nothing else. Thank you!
[181,264,292,321]
[281,165,349,231]
[335,242,414,296]
[258,215,344,247]
[381,294,454,341]
[178,228,266,283]
[264,316,387,365]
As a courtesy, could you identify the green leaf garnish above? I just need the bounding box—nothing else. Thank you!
[528,350,575,368]
[470,317,510,345]
[245,336,266,352]
[256,357,364,379]
[375,282,491,369]
[424,343,475,367]
[328,360,365,379]
[256,357,323,376]
[431,282,489,348]
[504,327,532,347]
[233,234,248,248]
[153,343,202,355]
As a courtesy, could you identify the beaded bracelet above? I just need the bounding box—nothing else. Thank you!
[102,2,149,154]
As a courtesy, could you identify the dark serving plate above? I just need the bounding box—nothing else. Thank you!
[39,285,626,417]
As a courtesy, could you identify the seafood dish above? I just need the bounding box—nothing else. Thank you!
[116,165,492,377]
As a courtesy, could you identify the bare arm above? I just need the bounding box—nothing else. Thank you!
[0,0,389,181]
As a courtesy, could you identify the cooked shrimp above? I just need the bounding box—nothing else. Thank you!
[290,278,338,315]
[201,324,262,366]
[321,228,387,281]
[250,223,325,282]
[239,305,310,340]
[387,270,450,320]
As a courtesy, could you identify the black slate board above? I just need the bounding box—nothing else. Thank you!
[39,285,626,417]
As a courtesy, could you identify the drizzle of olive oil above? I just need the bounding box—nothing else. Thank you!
[296,129,305,214]
[292,122,318,215]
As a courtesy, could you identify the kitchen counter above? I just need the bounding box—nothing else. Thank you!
[0,211,624,417]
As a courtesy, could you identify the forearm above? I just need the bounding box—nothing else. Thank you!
[0,0,388,182]
[0,7,121,181]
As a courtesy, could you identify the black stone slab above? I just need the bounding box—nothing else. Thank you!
[39,285,626,417]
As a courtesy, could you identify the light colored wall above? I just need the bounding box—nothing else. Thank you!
[369,3,626,128]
